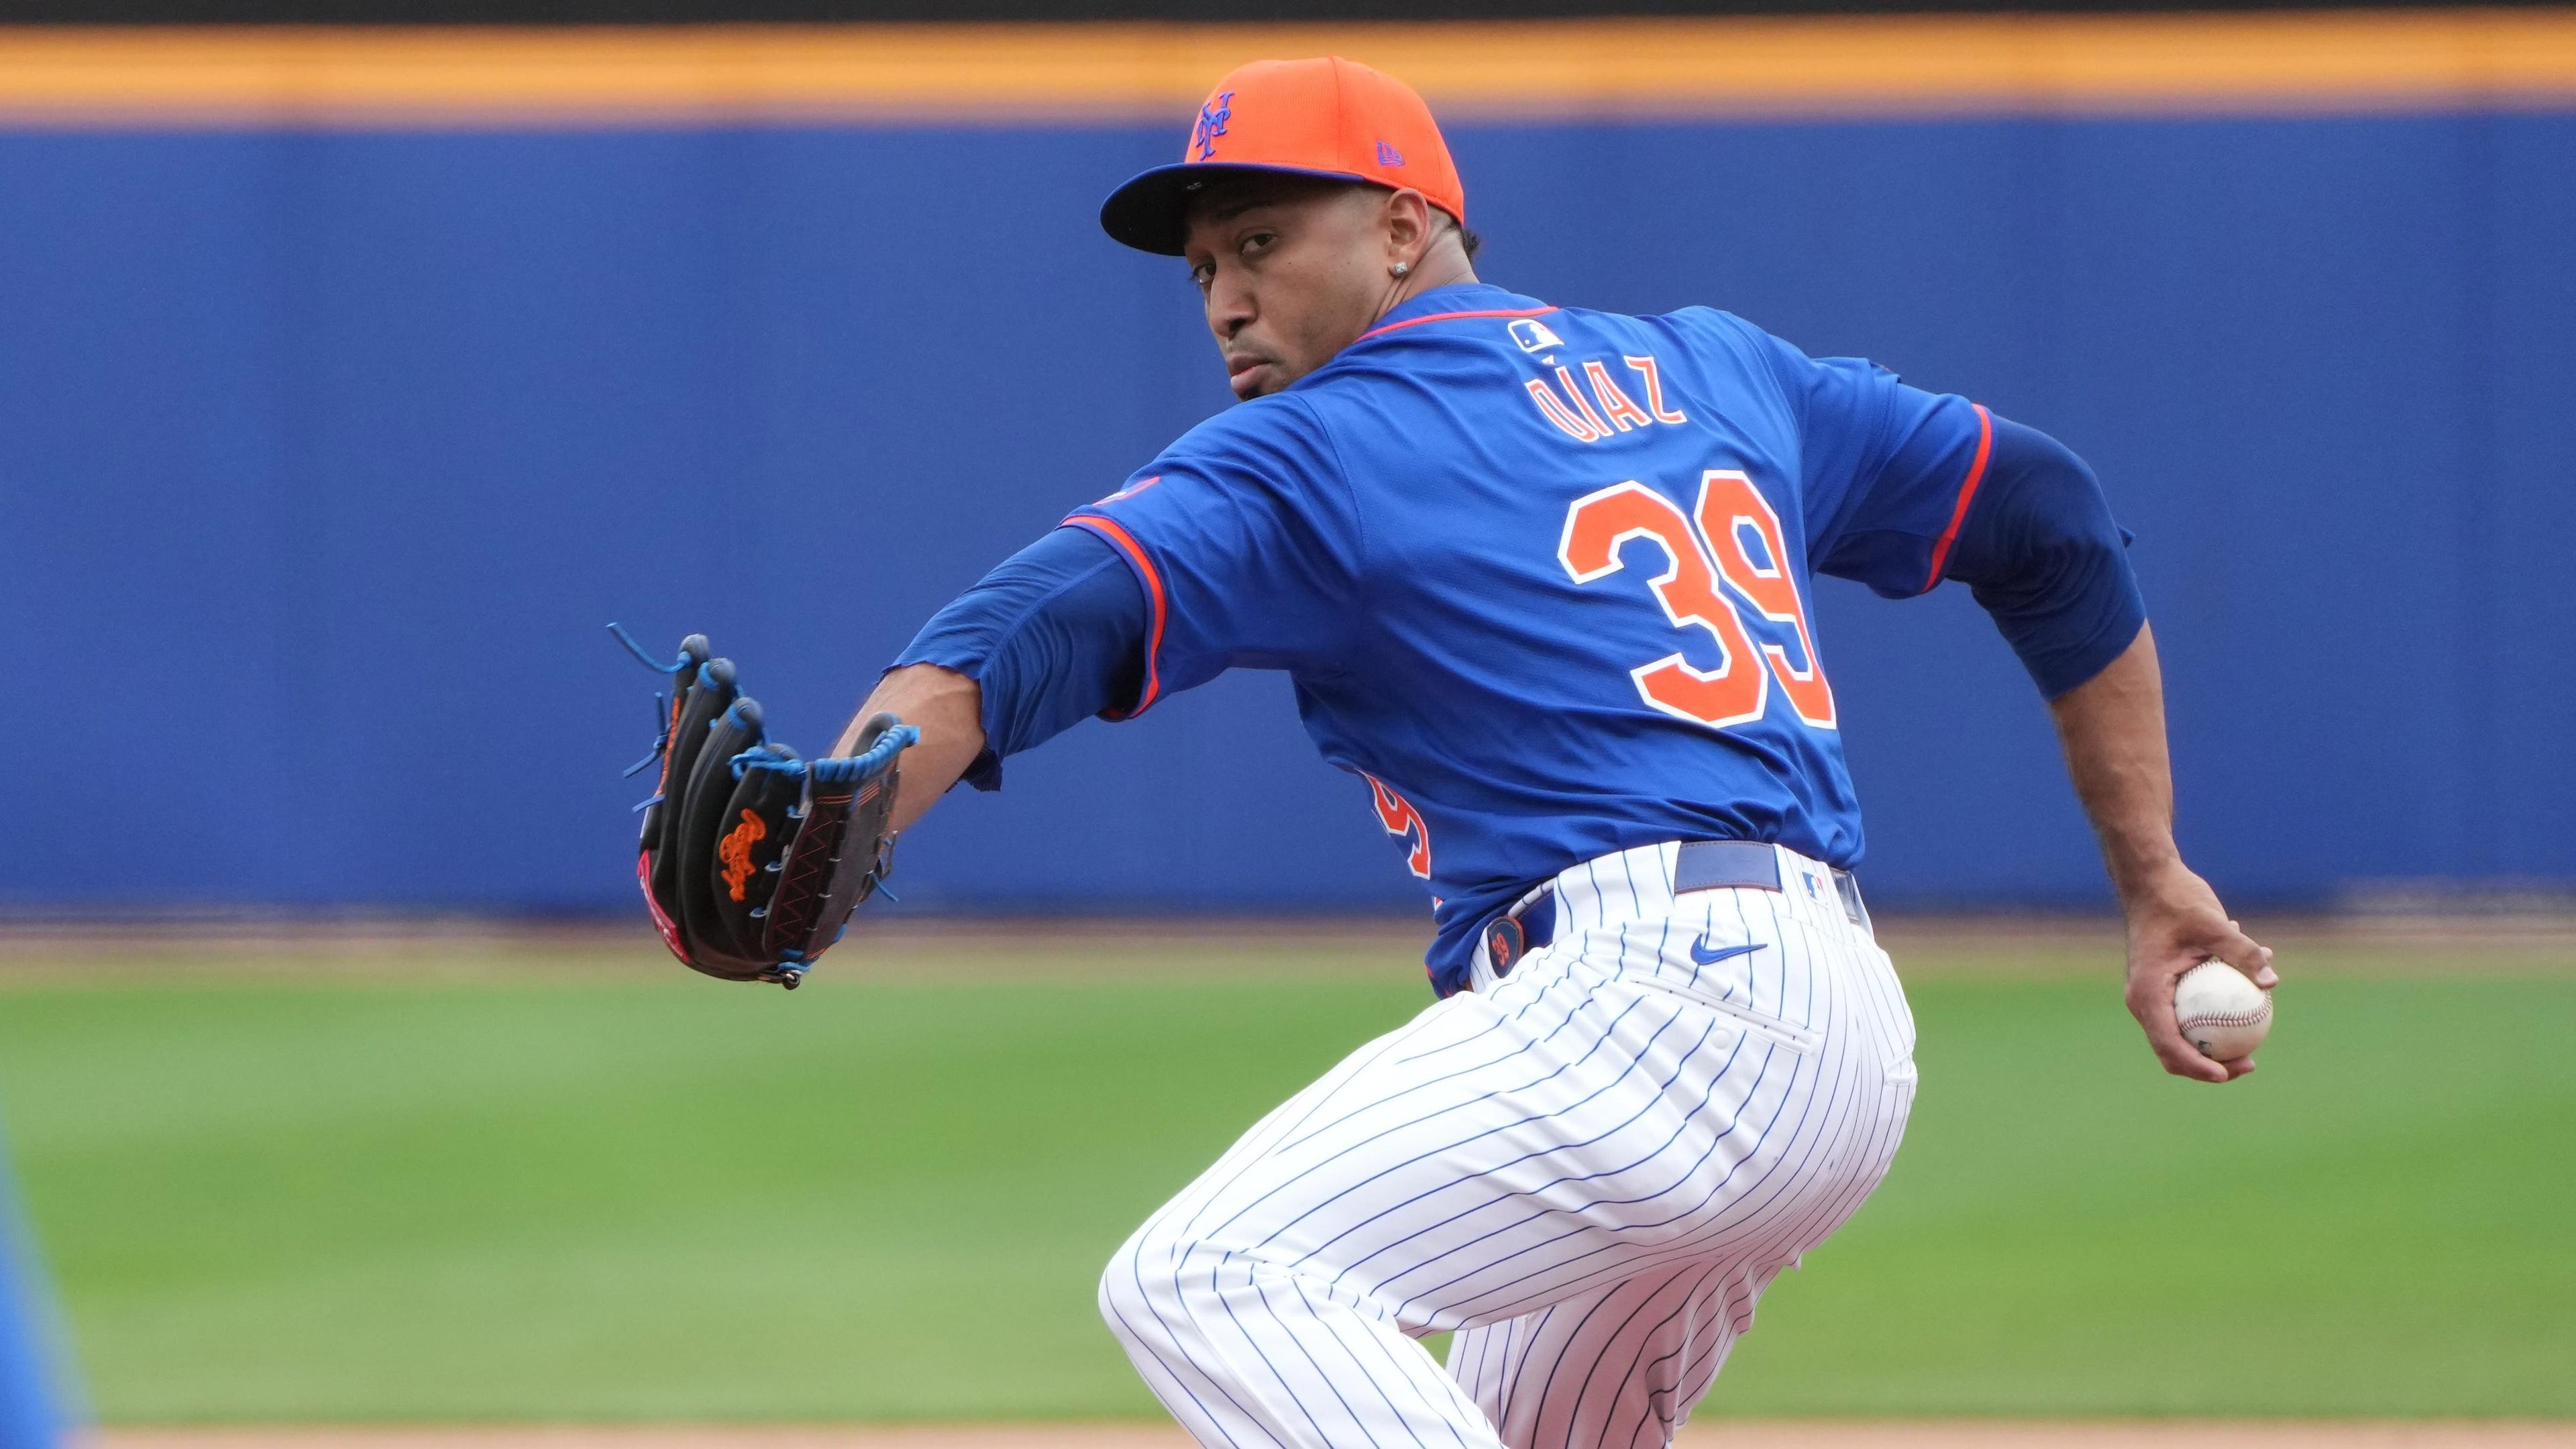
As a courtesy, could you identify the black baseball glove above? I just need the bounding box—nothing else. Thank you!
[614,627,917,989]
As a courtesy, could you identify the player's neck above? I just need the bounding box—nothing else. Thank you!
[1375,248,1480,323]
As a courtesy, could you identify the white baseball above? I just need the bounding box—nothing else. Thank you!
[2172,959,2273,1062]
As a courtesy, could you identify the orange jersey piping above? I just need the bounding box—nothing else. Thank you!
[1922,402,1996,592]
[1356,305,1560,344]
[1064,513,1168,718]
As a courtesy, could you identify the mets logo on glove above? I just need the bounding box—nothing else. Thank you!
[718,808,766,902]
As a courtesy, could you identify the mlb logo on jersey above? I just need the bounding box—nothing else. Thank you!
[1508,317,1566,356]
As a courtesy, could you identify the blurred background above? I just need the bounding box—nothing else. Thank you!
[1,0,2571,1442]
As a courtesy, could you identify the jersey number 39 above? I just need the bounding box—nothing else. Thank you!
[1558,470,1837,731]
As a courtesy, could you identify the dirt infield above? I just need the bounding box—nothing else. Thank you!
[86,1425,2576,1449]
[7,910,2574,985]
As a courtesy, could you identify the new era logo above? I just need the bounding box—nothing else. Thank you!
[1376,140,1407,166]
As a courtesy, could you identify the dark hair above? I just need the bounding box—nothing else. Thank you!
[1458,225,1483,260]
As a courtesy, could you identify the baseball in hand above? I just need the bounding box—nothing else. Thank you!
[2173,959,2273,1063]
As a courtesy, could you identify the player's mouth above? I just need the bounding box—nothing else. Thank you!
[1225,352,1276,397]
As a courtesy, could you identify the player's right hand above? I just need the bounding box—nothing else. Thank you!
[2118,862,2277,1083]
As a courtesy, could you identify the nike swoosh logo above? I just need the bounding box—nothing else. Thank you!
[1688,938,1764,967]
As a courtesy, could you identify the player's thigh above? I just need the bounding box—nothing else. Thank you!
[1111,956,1827,1336]
[1446,1257,1781,1449]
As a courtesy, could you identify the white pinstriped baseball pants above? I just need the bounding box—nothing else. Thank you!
[1101,841,1919,1449]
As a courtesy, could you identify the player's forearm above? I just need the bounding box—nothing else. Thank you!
[836,664,985,833]
[2051,619,2277,1081]
[2047,621,2186,905]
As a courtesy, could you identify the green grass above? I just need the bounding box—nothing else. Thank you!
[0,951,2569,1423]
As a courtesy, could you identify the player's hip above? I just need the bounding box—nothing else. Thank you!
[1470,839,1916,1077]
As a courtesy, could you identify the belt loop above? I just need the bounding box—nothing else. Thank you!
[1834,869,1867,928]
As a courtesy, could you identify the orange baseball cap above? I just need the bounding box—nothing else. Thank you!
[1100,56,1466,256]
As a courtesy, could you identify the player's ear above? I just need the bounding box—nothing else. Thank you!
[1382,187,1433,262]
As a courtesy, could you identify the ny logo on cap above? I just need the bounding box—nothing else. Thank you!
[1192,91,1234,160]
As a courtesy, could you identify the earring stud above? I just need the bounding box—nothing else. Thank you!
[1390,262,1411,278]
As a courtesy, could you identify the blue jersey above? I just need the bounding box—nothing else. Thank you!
[1065,283,1991,994]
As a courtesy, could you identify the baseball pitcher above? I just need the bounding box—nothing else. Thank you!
[625,56,2279,1449]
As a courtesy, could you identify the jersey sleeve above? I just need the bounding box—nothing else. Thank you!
[890,525,1149,790]
[1728,317,1994,599]
[1060,395,1363,715]
[1934,413,2148,698]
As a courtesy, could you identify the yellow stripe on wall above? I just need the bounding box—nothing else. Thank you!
[2,12,2573,125]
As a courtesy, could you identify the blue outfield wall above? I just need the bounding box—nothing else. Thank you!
[3,113,2571,915]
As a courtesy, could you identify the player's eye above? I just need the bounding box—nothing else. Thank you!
[1188,260,1216,291]
[1240,230,1277,259]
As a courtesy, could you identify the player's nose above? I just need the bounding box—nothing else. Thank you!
[1204,276,1254,338]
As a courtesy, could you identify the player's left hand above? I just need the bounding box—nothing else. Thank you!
[613,627,918,989]
[2119,862,2277,1083]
